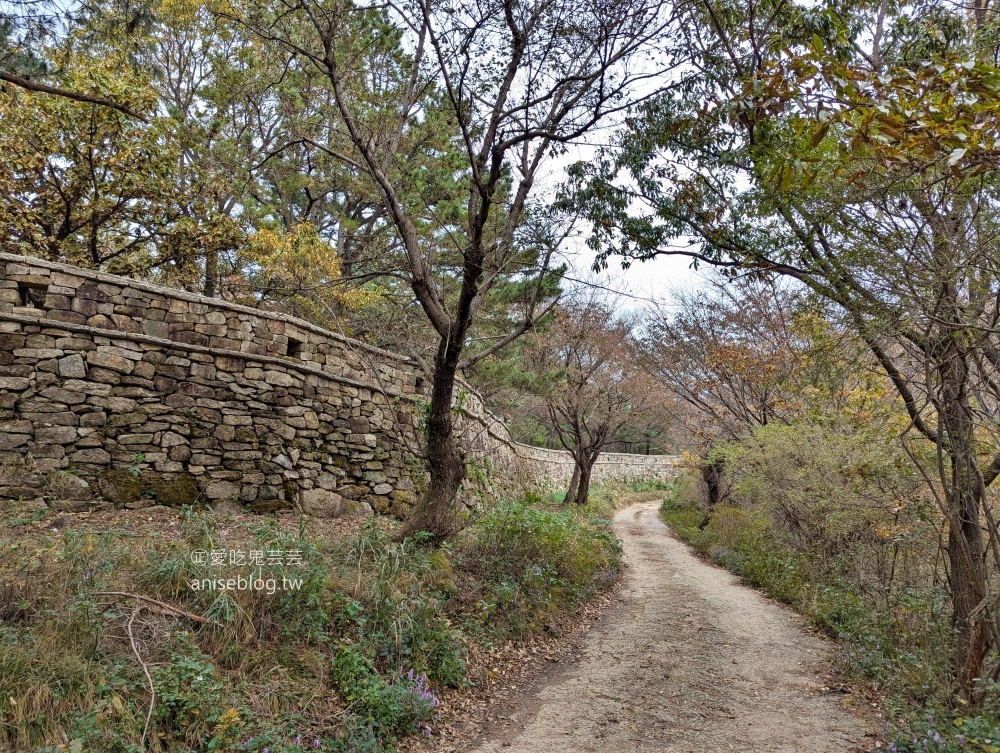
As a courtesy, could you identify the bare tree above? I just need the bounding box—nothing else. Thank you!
[527,299,655,505]
[641,279,803,505]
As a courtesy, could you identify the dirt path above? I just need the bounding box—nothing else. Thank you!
[463,500,876,753]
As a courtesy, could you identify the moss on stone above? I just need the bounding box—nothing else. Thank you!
[245,497,292,513]
[97,470,200,506]
[97,470,142,504]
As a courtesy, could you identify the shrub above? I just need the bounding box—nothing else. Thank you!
[459,502,622,637]
[331,644,441,744]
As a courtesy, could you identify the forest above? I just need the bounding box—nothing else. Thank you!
[3,0,1000,750]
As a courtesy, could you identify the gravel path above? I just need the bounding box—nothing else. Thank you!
[463,500,875,752]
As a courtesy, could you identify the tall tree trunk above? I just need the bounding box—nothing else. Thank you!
[702,457,724,507]
[937,338,990,697]
[402,338,465,541]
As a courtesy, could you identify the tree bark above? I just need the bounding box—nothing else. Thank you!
[937,335,990,697]
[204,249,218,298]
[702,458,724,507]
[571,453,599,506]
[564,463,581,505]
[401,338,466,541]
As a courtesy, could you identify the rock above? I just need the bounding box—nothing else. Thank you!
[0,420,32,434]
[46,472,93,500]
[161,432,187,448]
[98,469,200,506]
[71,448,112,464]
[123,496,157,510]
[346,499,372,517]
[97,469,141,504]
[0,434,30,451]
[86,350,135,374]
[0,470,44,500]
[298,488,345,517]
[141,320,169,339]
[35,426,79,445]
[264,370,294,386]
[204,479,240,500]
[47,498,94,513]
[16,496,49,515]
[0,377,30,390]
[373,483,393,495]
[14,348,63,359]
[40,387,86,405]
[153,473,200,506]
[57,353,88,378]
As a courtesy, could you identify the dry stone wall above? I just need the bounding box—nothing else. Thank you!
[0,253,677,516]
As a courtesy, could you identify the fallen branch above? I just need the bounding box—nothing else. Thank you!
[127,606,156,748]
[92,591,210,624]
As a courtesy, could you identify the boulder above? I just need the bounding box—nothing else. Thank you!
[298,488,373,519]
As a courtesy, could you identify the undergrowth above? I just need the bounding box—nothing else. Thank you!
[0,492,623,752]
[660,483,997,752]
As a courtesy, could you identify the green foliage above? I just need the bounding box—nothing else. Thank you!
[459,502,622,637]
[330,527,466,688]
[0,496,622,751]
[151,634,228,748]
[330,644,440,744]
[659,420,975,748]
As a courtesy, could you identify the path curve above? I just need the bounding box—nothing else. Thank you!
[464,500,874,753]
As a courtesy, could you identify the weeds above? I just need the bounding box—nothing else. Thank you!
[458,502,622,638]
[0,491,624,751]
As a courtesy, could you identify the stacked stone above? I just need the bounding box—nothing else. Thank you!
[0,252,676,516]
[0,257,419,397]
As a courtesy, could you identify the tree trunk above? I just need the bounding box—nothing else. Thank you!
[702,458,724,507]
[564,463,581,505]
[204,249,218,298]
[572,454,598,506]
[401,338,465,541]
[937,339,990,698]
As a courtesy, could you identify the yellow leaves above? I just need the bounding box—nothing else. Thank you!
[158,0,234,28]
[808,121,830,149]
[243,222,380,311]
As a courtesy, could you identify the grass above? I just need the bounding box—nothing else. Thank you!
[0,488,625,752]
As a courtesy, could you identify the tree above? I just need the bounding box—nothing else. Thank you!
[642,279,803,505]
[0,1,149,118]
[570,0,1000,697]
[236,0,674,538]
[0,57,179,266]
[526,299,653,505]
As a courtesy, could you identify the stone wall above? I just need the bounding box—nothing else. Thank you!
[0,253,677,515]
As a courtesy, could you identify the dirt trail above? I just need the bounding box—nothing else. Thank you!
[463,500,875,753]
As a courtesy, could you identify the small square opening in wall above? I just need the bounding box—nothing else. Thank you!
[18,282,47,308]
[286,336,305,359]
